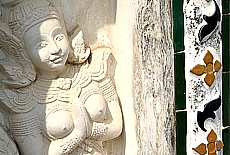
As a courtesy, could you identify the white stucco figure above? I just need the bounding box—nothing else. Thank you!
[0,0,122,154]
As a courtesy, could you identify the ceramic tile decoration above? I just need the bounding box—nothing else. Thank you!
[184,0,223,154]
[198,0,220,43]
[193,129,224,155]
[190,50,222,87]
[197,96,221,131]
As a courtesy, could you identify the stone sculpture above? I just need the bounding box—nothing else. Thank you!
[0,0,122,154]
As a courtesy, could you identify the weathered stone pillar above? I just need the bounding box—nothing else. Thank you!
[134,1,175,154]
[113,0,175,154]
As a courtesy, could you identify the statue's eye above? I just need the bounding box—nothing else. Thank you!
[55,34,64,42]
[37,41,48,49]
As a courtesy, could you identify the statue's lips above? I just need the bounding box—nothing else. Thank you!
[50,55,64,63]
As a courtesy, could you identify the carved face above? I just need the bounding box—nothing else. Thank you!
[24,19,69,72]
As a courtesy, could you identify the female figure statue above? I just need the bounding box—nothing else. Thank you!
[0,0,122,154]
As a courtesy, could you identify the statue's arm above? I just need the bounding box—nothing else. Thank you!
[48,101,91,155]
[48,127,84,155]
[0,89,48,155]
[87,48,123,141]
[89,78,123,141]
[15,132,48,155]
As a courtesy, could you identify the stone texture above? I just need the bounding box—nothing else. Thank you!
[134,1,175,154]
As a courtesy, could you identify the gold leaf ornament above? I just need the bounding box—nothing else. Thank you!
[207,142,216,155]
[207,129,217,143]
[193,129,224,155]
[193,143,207,155]
[190,50,222,87]
[216,140,224,151]
[204,73,215,87]
[190,64,206,76]
[214,60,221,72]
[203,50,213,65]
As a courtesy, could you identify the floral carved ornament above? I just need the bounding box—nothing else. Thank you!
[193,129,224,155]
[190,50,221,87]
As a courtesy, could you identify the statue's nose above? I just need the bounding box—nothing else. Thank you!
[50,41,61,54]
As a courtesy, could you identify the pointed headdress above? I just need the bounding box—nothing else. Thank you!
[1,0,59,39]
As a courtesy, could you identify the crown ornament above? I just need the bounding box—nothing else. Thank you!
[0,0,23,6]
[2,0,59,39]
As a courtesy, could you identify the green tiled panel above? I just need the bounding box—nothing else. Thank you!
[175,53,186,110]
[173,0,184,52]
[222,0,230,14]
[222,15,230,72]
[223,128,230,155]
[222,73,230,126]
[176,111,187,155]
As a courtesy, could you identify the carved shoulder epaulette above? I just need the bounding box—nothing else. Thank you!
[0,87,37,114]
[89,48,116,81]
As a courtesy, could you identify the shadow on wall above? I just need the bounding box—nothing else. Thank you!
[51,0,117,48]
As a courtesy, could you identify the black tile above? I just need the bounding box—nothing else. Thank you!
[175,53,186,110]
[222,0,230,14]
[223,128,230,155]
[176,111,187,155]
[222,73,230,126]
[173,0,185,52]
[222,15,230,72]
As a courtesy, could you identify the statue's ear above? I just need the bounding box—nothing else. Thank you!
[68,27,90,64]
[0,27,36,88]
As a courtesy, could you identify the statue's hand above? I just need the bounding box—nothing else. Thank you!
[72,103,93,138]
[48,141,65,155]
[68,28,91,64]
[70,97,93,138]
[48,128,84,155]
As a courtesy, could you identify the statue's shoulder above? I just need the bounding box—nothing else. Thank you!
[0,26,36,89]
[0,85,37,114]
[89,48,116,81]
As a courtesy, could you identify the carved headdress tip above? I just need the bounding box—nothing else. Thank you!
[2,0,59,39]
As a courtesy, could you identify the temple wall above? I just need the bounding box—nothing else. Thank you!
[0,0,228,154]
